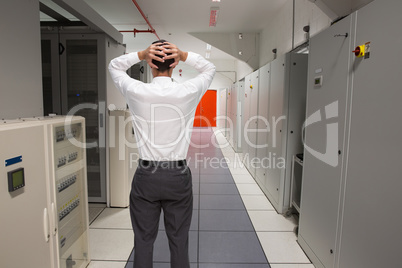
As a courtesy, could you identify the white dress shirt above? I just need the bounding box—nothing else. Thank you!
[108,51,216,161]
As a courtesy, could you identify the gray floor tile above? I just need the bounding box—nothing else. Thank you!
[193,182,200,194]
[191,174,200,183]
[153,231,198,262]
[187,160,200,167]
[153,263,198,268]
[189,151,224,158]
[189,162,224,171]
[200,167,231,175]
[199,210,254,231]
[189,170,200,176]
[200,183,240,195]
[199,264,270,268]
[195,154,227,162]
[199,174,234,184]
[200,195,245,210]
[199,231,268,263]
[193,195,200,209]
[198,151,225,158]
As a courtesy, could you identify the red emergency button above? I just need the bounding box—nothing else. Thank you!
[353,45,365,57]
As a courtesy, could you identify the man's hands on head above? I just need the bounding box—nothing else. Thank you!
[138,42,165,69]
[138,42,188,69]
[161,42,188,68]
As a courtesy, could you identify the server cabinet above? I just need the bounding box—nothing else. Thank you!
[254,52,307,214]
[41,33,62,116]
[227,84,234,147]
[109,110,138,208]
[59,33,106,203]
[336,0,402,267]
[235,80,245,153]
[232,83,240,152]
[230,82,242,152]
[299,1,402,266]
[242,70,260,177]
[298,15,354,268]
[218,88,227,131]
[225,86,232,140]
[280,52,308,212]
[241,75,251,163]
[263,55,286,207]
[41,29,126,203]
[255,63,271,185]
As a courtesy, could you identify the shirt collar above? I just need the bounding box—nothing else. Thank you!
[152,76,173,85]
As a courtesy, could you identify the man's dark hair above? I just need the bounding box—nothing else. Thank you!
[152,40,174,72]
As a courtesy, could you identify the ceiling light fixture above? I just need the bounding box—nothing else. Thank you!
[209,7,219,27]
[206,44,212,50]
[212,0,221,2]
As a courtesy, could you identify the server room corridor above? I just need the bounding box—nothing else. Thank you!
[88,128,313,268]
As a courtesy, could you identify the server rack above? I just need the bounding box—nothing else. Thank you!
[109,109,138,208]
[227,80,244,153]
[299,1,402,267]
[41,28,126,203]
[242,70,260,177]
[242,51,307,214]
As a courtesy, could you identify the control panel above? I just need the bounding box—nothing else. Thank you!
[50,120,89,268]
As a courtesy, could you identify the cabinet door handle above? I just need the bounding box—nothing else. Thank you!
[43,208,50,242]
[59,43,65,55]
[99,113,104,128]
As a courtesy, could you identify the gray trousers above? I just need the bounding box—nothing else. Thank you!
[130,160,193,268]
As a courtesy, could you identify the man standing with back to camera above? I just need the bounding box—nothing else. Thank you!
[108,40,216,267]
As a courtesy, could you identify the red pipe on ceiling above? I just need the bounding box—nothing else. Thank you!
[120,29,156,38]
[126,0,159,40]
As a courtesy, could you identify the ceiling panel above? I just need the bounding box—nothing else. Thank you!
[83,0,287,59]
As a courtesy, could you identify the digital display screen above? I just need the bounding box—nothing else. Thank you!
[8,168,25,192]
[12,170,24,188]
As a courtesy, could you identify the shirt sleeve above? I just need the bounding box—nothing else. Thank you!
[108,52,142,97]
[183,52,216,99]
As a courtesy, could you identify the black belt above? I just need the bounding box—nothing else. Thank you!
[139,159,187,168]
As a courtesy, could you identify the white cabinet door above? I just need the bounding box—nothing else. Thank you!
[338,0,402,267]
[255,63,271,184]
[0,124,53,268]
[298,15,354,268]
[264,55,286,206]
